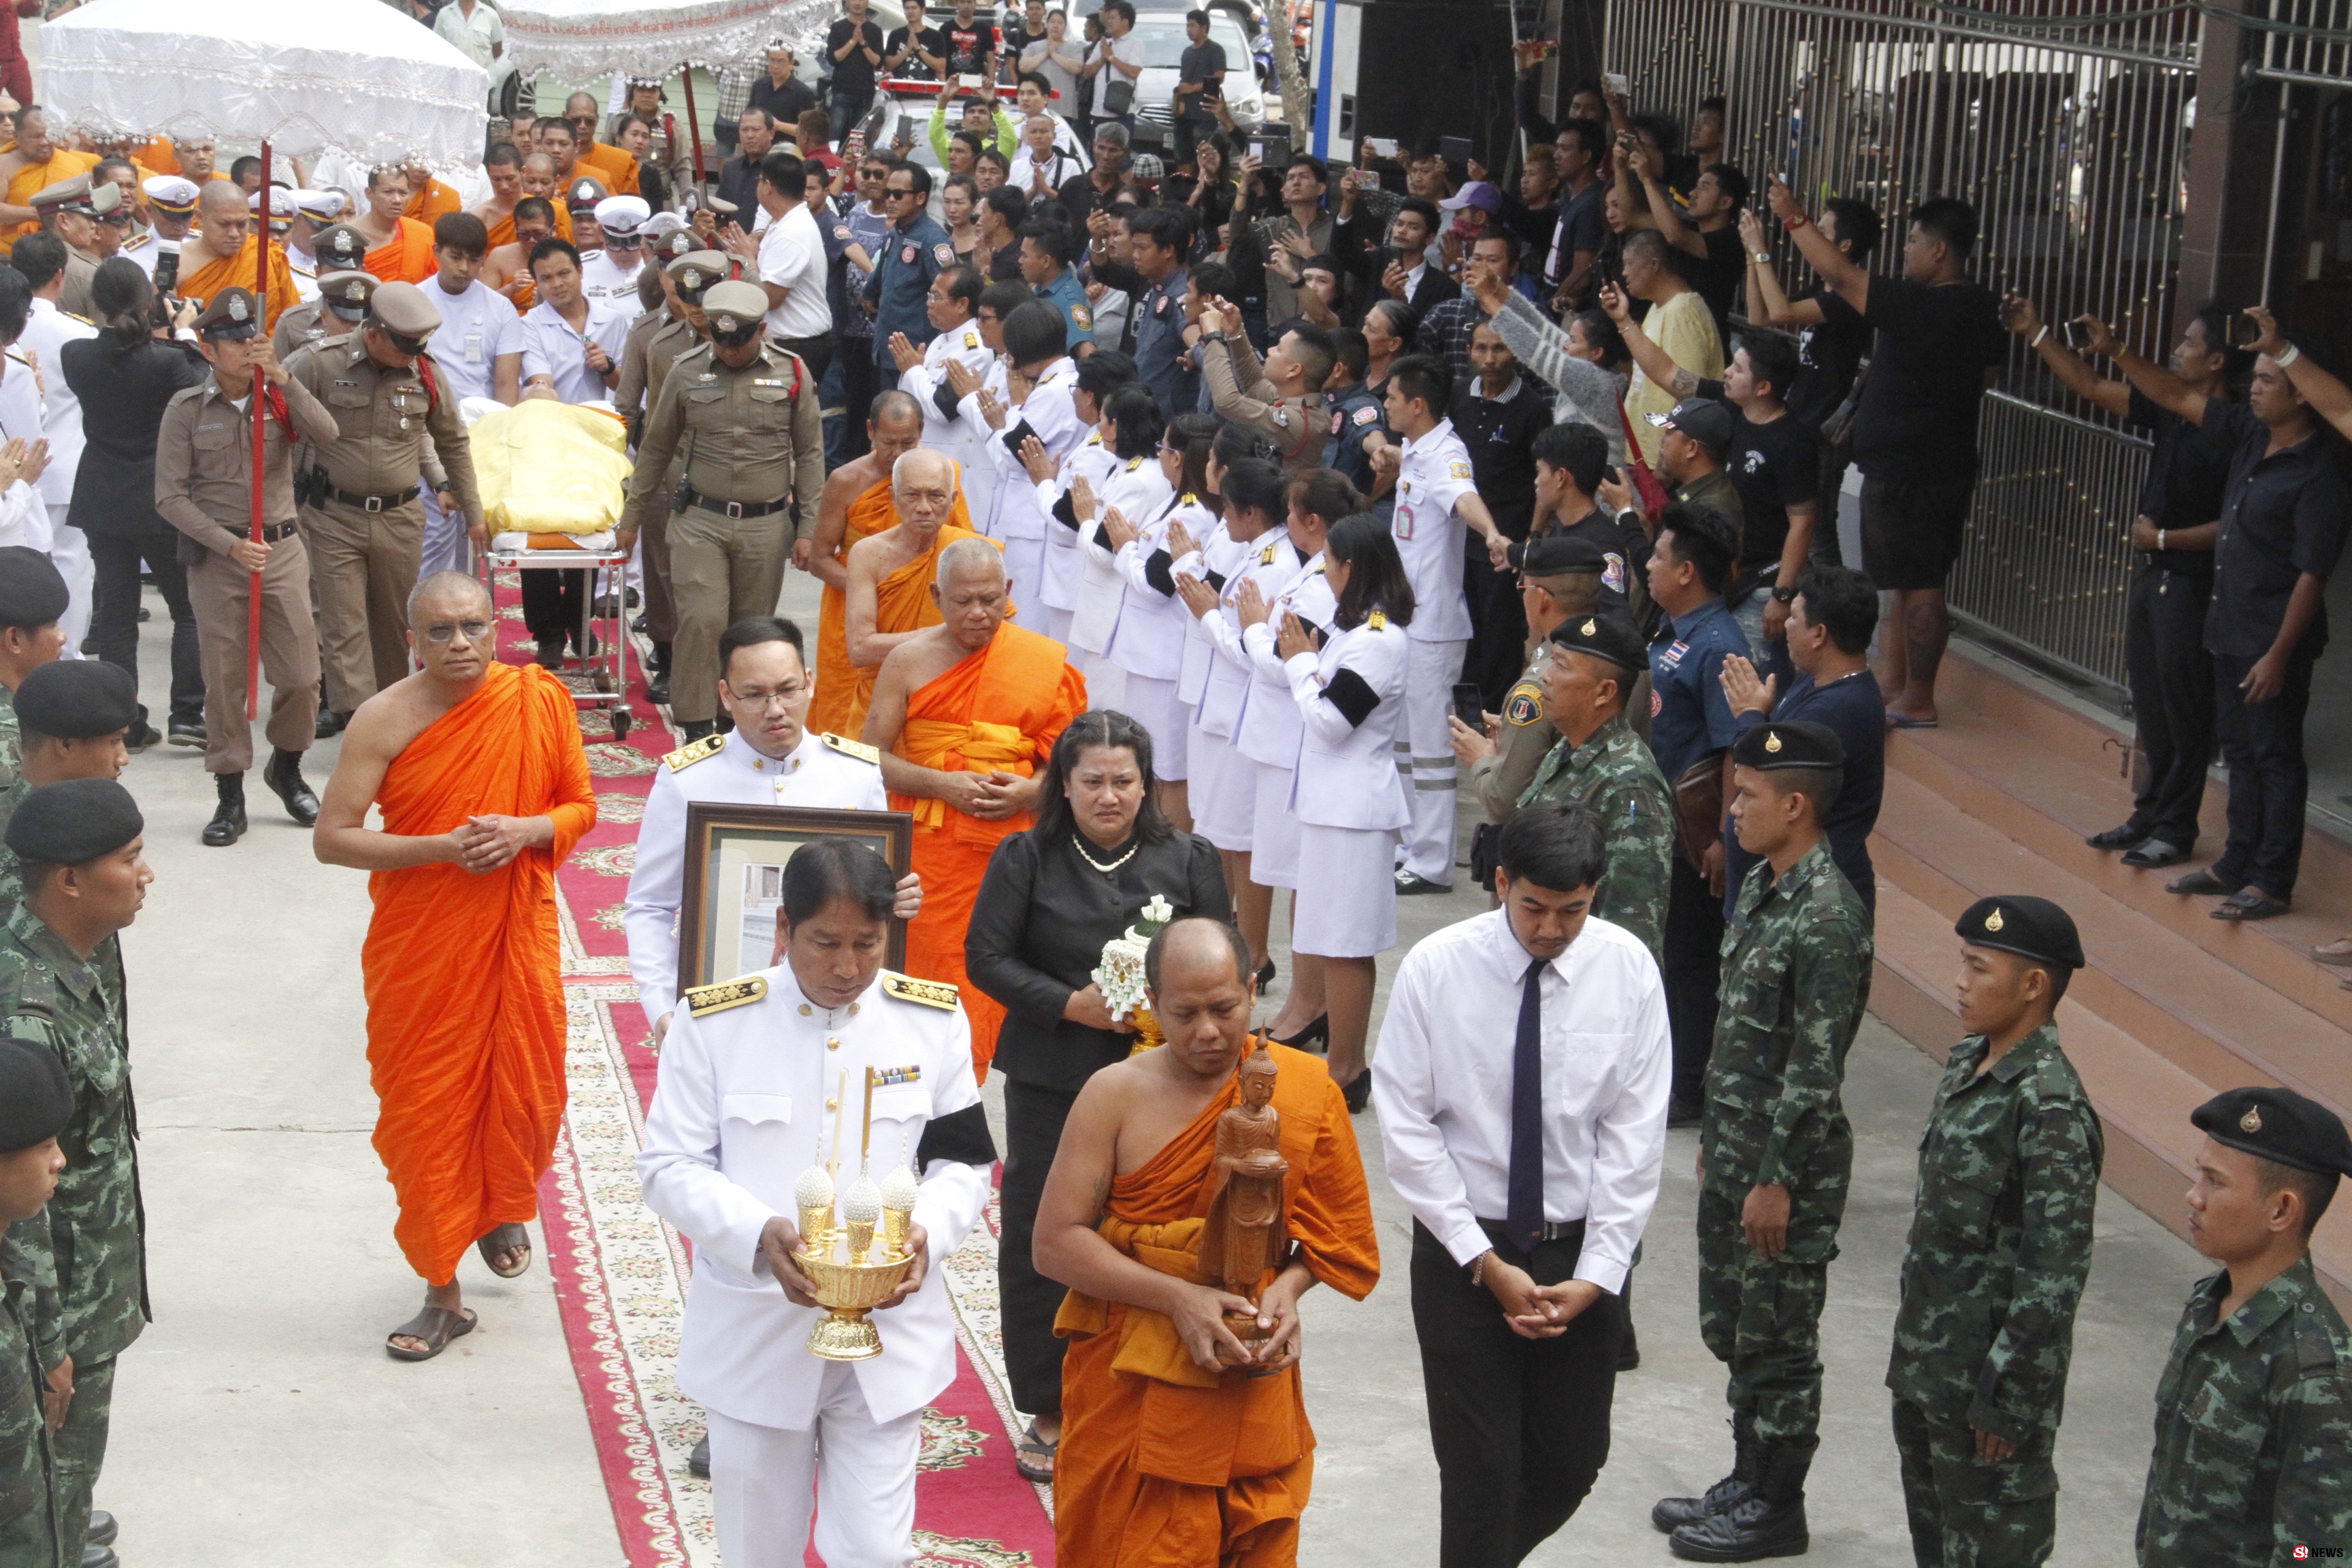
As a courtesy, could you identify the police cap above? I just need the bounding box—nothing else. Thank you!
[5,777,144,866]
[665,249,730,301]
[1731,719,1844,771]
[78,182,124,219]
[317,270,377,321]
[1516,534,1609,578]
[29,173,91,213]
[0,1039,71,1153]
[0,546,69,631]
[1954,895,2085,970]
[142,175,201,217]
[566,175,610,210]
[194,287,261,340]
[312,223,370,273]
[14,658,137,739]
[2191,1085,2352,1177]
[1546,610,1647,674]
[595,195,651,238]
[703,280,768,336]
[368,281,442,343]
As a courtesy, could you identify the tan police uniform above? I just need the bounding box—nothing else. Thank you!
[613,250,725,660]
[274,227,374,359]
[152,287,337,781]
[621,280,823,730]
[29,175,120,319]
[284,280,485,713]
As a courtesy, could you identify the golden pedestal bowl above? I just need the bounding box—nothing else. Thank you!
[794,1232,916,1360]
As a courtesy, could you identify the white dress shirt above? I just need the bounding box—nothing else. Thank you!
[519,295,631,405]
[894,317,998,523]
[18,299,95,508]
[1235,546,1335,767]
[421,276,524,404]
[758,201,833,340]
[1372,908,1670,1292]
[1392,417,1479,643]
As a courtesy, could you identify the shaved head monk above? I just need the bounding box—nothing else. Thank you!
[864,540,1085,1075]
[0,107,99,252]
[353,166,437,284]
[472,143,527,248]
[837,440,990,734]
[1036,917,1379,1564]
[806,392,941,736]
[313,571,596,1361]
[172,180,299,330]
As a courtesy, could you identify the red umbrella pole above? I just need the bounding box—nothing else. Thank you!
[247,140,270,723]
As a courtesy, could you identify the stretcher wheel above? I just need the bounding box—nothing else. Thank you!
[612,709,632,740]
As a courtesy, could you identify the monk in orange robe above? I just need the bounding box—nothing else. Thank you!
[577,140,640,197]
[176,182,299,330]
[1036,919,1379,1565]
[355,165,438,284]
[402,163,463,226]
[0,107,99,252]
[806,395,951,734]
[866,539,1085,1073]
[843,452,986,734]
[314,572,596,1361]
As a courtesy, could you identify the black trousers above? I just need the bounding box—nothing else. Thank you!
[1664,854,1725,1107]
[91,527,202,728]
[1463,541,1530,711]
[1411,1220,1622,1568]
[999,1077,1081,1418]
[2122,564,2215,849]
[2210,641,2319,897]
[836,344,881,461]
[520,567,592,649]
[777,332,833,385]
[1812,448,1849,568]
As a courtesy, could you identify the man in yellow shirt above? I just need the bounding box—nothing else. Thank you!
[1616,229,1722,464]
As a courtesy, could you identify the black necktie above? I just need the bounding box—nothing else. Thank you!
[1507,957,1545,1253]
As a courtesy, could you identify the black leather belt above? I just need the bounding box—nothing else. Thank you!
[259,521,298,543]
[1478,1217,1582,1245]
[682,487,790,520]
[328,483,422,512]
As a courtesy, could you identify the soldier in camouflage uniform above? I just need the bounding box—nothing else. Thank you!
[0,1040,72,1568]
[0,549,72,796]
[0,781,151,1568]
[1655,719,1870,1564]
[2137,1084,2352,1567]
[1455,534,1606,837]
[1516,610,1673,968]
[1891,895,2103,1568]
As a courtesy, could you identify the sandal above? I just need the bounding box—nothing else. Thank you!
[386,1305,477,1362]
[1015,1421,1057,1484]
[477,1222,532,1279]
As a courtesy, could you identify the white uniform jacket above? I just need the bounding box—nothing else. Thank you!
[1235,545,1335,768]
[625,729,890,1026]
[1108,490,1214,678]
[1039,426,1120,614]
[1284,612,1411,831]
[1172,518,1243,717]
[1070,453,1171,655]
[637,963,993,1431]
[960,355,1077,550]
[897,320,999,528]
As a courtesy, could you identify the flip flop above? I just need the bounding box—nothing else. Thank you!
[386,1305,477,1362]
[477,1222,533,1279]
[1015,1422,1057,1484]
[1884,710,1940,730]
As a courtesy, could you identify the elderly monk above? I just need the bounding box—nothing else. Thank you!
[806,394,960,733]
[313,571,595,1360]
[0,108,99,253]
[353,167,438,284]
[175,180,299,331]
[842,449,990,736]
[1037,917,1379,1565]
[865,540,1085,1073]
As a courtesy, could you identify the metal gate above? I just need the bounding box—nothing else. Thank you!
[1601,0,2204,696]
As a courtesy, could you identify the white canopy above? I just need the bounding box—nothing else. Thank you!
[500,0,830,83]
[40,0,489,171]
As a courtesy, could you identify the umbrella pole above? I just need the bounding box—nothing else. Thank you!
[679,68,706,193]
[247,140,270,724]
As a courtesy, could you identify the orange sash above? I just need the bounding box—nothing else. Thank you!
[365,216,439,284]
[178,235,299,331]
[812,477,982,739]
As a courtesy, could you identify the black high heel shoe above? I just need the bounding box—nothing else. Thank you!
[1254,958,1277,993]
[1272,1014,1329,1051]
[1341,1071,1371,1115]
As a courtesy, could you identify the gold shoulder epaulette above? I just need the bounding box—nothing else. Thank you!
[881,973,959,1011]
[1179,492,1198,506]
[1258,542,1277,566]
[59,308,91,325]
[821,732,880,764]
[1367,609,1388,630]
[685,975,766,1015]
[663,733,725,770]
[121,231,151,251]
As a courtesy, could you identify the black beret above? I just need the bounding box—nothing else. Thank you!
[1547,610,1648,674]
[2191,1085,2352,1178]
[1732,719,1844,771]
[1955,894,2084,970]
[0,546,67,632]
[0,1038,70,1152]
[14,659,137,739]
[5,778,144,865]
[1516,534,1610,577]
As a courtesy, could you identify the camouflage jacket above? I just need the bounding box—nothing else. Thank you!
[0,1271,48,1535]
[2136,1254,2352,1567]
[0,685,16,795]
[1701,838,1872,1203]
[0,780,122,1021]
[0,902,144,1369]
[1516,712,1674,968]
[1887,1023,2104,1439]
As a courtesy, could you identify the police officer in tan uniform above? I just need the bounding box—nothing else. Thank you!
[153,287,338,846]
[27,174,122,319]
[620,279,823,742]
[273,225,374,358]
[284,280,485,732]
[615,249,725,706]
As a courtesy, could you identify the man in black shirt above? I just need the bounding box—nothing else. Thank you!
[1452,321,1552,704]
[826,0,887,142]
[883,0,947,79]
[2104,314,2350,920]
[2008,293,2240,870]
[1056,122,1132,229]
[716,107,777,216]
[1530,420,1651,620]
[1774,181,2006,727]
[941,0,999,82]
[747,44,819,131]
[1172,9,1225,167]
[1620,141,1746,341]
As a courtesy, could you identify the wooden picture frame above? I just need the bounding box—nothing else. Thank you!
[676,802,916,988]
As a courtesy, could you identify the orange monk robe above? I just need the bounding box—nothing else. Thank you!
[364,215,439,283]
[887,620,1085,1075]
[1,148,100,253]
[1054,1044,1380,1567]
[483,203,574,248]
[405,178,463,226]
[363,661,596,1285]
[810,475,979,738]
[578,142,640,197]
[176,235,299,331]
[135,137,178,176]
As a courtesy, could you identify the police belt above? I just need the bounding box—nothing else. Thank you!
[325,483,422,512]
[1477,1216,1584,1246]
[248,521,299,544]
[682,487,791,520]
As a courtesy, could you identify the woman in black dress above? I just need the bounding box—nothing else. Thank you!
[963,708,1230,1486]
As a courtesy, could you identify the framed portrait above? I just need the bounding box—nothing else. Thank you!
[676,803,915,989]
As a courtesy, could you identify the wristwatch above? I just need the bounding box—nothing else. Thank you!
[1770,583,1799,604]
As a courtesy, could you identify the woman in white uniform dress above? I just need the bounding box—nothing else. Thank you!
[1276,510,1413,1111]
[1063,381,1166,710]
[1103,410,1218,825]
[1024,348,1128,644]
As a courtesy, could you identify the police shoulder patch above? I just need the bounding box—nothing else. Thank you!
[685,975,767,1015]
[1071,304,1093,329]
[663,733,726,770]
[1353,404,1378,426]
[882,973,960,1010]
[1448,459,1473,479]
[821,732,881,764]
[933,242,955,267]
[1504,680,1543,726]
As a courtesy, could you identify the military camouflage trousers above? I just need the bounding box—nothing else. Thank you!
[1893,1396,2058,1568]
[0,1490,61,1568]
[50,1354,108,1558]
[1696,1172,1845,1446]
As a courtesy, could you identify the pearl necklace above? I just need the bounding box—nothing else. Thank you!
[1071,834,1141,873]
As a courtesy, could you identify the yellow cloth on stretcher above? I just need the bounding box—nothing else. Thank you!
[469,400,632,536]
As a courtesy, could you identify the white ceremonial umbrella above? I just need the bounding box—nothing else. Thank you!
[42,0,489,717]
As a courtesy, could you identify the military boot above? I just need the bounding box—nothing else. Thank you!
[202,771,248,847]
[1669,1437,1814,1561]
[1652,1411,1757,1532]
[261,747,320,826]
